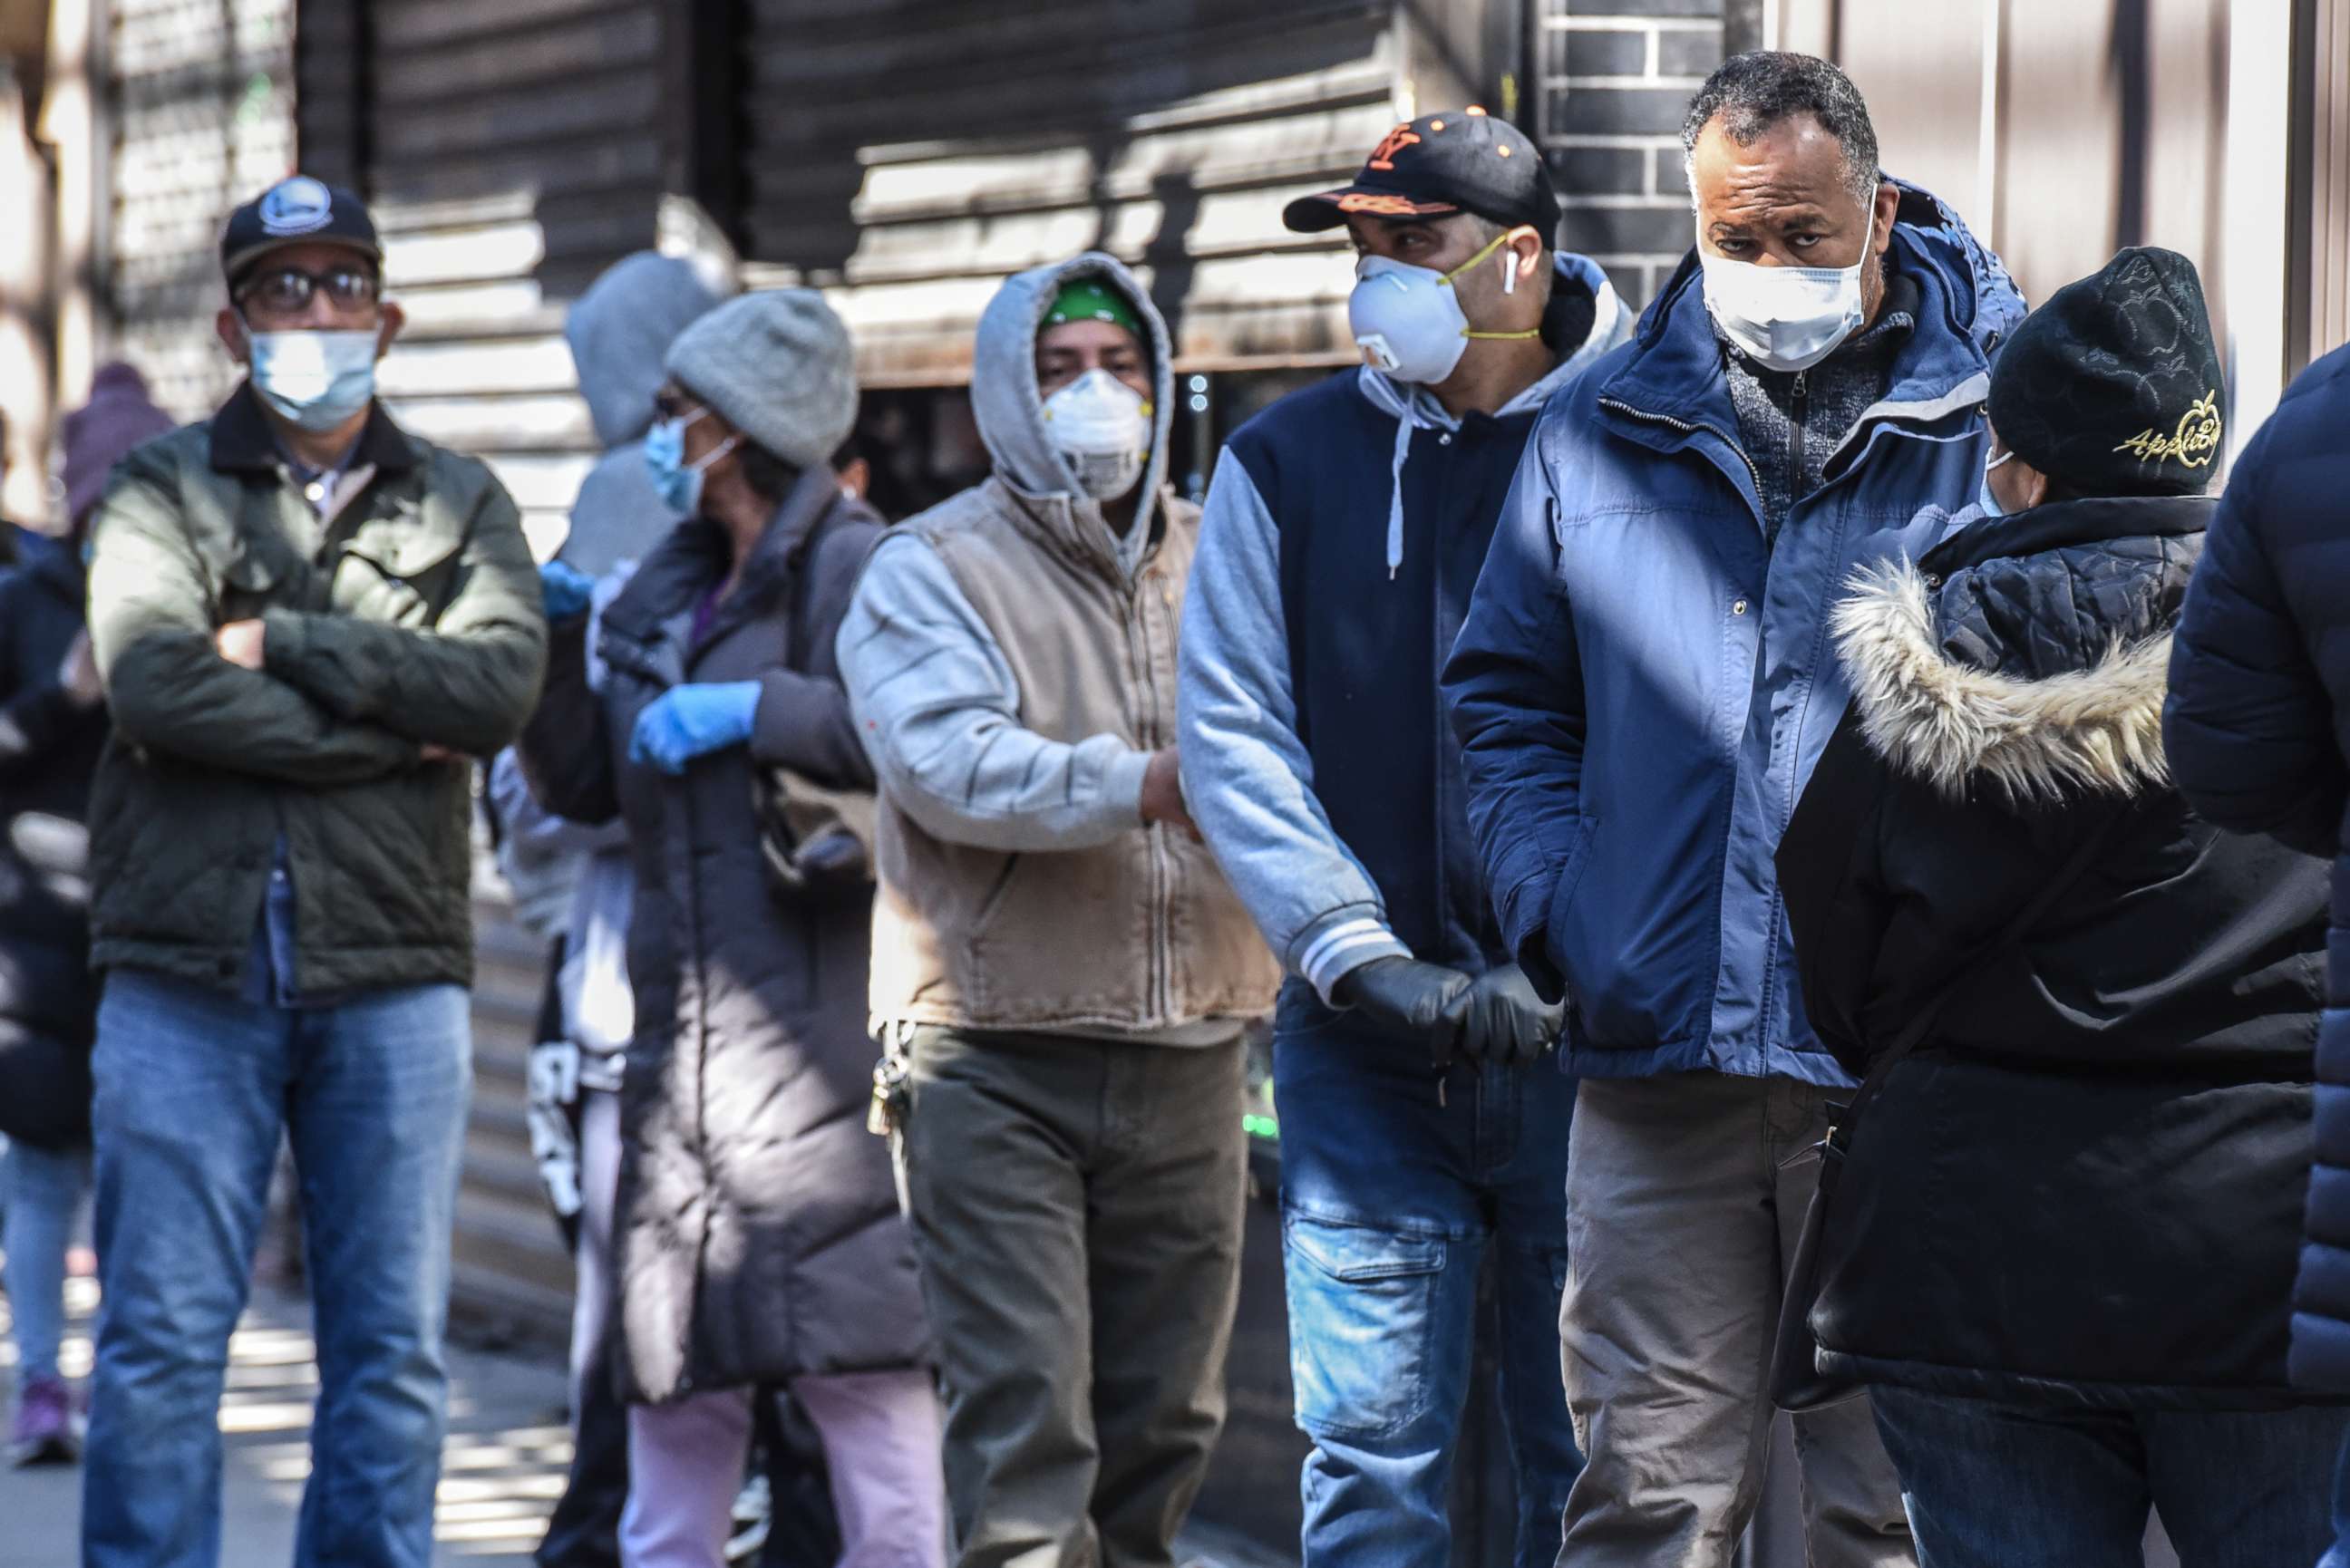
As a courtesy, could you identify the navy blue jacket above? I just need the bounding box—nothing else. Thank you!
[1181,255,1634,1003]
[2165,341,2350,1394]
[1443,186,2024,1084]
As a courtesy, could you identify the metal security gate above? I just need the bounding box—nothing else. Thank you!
[296,0,674,552]
[105,0,296,420]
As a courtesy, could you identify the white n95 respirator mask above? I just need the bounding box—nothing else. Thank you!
[1348,227,1540,386]
[1042,368,1152,501]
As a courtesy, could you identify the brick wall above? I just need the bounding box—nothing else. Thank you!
[1532,0,1726,308]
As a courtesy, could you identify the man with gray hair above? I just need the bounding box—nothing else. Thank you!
[1444,53,2023,1563]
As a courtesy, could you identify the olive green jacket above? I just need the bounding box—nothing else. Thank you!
[83,386,547,994]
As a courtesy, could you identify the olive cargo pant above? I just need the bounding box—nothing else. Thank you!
[899,1025,1248,1568]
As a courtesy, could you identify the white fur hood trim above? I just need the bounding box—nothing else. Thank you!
[1832,559,2171,801]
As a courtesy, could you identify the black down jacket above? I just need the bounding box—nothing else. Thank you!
[0,533,108,1147]
[2167,343,2350,1395]
[520,466,927,1402]
[1779,492,2330,1409]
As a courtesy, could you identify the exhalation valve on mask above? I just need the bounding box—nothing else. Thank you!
[1347,228,1540,387]
[1043,368,1152,501]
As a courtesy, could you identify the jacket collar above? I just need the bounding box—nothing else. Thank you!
[208,382,419,478]
[989,473,1170,586]
[1919,492,2212,576]
[603,463,849,645]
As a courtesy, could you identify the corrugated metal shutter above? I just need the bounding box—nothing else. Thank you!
[105,0,296,421]
[300,0,673,553]
[458,898,573,1341]
[739,0,1403,384]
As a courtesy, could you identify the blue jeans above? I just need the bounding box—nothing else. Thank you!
[82,970,471,1568]
[1871,1387,2350,1568]
[1273,986,1582,1568]
[5,1137,91,1380]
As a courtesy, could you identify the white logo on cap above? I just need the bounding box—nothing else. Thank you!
[258,177,334,237]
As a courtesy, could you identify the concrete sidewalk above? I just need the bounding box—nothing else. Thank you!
[0,1274,573,1565]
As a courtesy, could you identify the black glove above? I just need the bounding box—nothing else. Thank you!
[1455,963,1564,1068]
[1335,957,1472,1049]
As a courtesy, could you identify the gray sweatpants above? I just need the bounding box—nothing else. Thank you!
[1559,1070,1915,1568]
[901,1025,1248,1568]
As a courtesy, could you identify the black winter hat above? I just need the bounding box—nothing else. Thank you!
[1987,247,2224,497]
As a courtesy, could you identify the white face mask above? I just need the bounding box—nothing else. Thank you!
[1697,203,1877,373]
[244,324,381,431]
[1348,228,1539,386]
[1041,368,1152,501]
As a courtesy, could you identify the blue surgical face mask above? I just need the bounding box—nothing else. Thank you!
[643,409,737,518]
[1978,445,2015,518]
[244,323,380,431]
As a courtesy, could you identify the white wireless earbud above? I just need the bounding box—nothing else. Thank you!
[1501,251,1517,295]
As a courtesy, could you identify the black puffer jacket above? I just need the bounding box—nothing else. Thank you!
[0,533,108,1146]
[1779,493,2330,1409]
[520,467,927,1402]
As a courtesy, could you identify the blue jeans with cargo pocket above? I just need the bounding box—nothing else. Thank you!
[1272,982,1582,1568]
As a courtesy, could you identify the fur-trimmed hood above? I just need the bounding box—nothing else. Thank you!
[1833,494,2213,801]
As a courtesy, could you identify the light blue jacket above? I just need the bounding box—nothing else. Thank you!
[1442,184,2024,1086]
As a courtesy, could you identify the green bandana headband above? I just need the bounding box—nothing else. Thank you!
[1044,278,1145,342]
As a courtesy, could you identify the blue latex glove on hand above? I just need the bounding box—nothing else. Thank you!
[630,682,761,775]
[541,560,596,622]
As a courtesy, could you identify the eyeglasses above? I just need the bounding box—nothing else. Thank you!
[237,264,381,317]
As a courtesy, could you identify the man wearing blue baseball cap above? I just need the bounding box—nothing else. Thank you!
[77,175,545,1568]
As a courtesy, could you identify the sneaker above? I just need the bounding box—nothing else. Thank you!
[10,1382,82,1466]
[724,1472,771,1563]
[10,1376,82,1466]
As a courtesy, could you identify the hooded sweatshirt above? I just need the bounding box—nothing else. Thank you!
[559,250,729,577]
[837,252,1277,1042]
[495,252,724,1048]
[1180,254,1634,1003]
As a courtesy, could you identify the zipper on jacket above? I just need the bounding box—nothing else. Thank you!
[1597,396,1766,520]
[1781,369,1809,548]
[1126,576,1172,1025]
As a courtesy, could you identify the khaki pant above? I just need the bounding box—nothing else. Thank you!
[901,1026,1248,1568]
[1559,1071,1914,1568]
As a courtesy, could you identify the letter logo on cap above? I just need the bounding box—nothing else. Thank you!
[1367,126,1423,171]
[259,177,334,237]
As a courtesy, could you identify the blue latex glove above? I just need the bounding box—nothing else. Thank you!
[541,559,596,622]
[630,682,761,775]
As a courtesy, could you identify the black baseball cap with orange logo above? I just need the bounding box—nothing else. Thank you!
[1283,107,1561,237]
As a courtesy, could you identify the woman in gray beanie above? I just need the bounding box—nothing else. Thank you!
[520,289,943,1568]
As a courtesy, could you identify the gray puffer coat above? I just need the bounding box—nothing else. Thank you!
[520,464,927,1402]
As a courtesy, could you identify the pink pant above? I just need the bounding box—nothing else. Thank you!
[622,1369,947,1568]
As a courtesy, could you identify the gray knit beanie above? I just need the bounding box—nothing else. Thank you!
[664,288,858,471]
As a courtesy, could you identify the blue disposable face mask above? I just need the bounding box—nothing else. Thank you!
[1978,445,2016,518]
[643,408,738,518]
[244,323,381,431]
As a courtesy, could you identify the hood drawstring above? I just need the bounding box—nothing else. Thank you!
[1386,407,1415,580]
